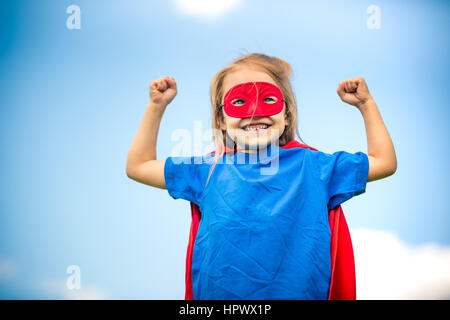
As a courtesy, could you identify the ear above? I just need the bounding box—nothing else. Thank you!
[218,114,227,131]
[282,102,290,127]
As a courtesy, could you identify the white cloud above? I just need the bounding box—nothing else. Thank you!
[62,286,110,300]
[41,278,110,300]
[351,228,450,299]
[173,0,242,19]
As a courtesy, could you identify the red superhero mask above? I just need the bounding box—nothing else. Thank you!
[222,81,285,118]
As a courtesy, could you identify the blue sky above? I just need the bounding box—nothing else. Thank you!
[0,0,449,299]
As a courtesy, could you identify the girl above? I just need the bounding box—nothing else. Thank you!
[126,53,397,299]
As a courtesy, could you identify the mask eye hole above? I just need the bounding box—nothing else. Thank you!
[231,98,246,106]
[263,96,277,104]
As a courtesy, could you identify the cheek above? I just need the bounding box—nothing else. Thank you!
[271,113,287,127]
[223,114,241,128]
[221,120,241,133]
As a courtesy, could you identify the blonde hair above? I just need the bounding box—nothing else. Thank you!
[204,53,308,187]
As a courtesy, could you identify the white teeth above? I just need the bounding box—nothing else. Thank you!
[243,124,269,131]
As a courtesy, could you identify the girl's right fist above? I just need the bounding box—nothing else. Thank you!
[149,76,177,107]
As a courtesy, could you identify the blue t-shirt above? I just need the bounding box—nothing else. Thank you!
[164,144,369,300]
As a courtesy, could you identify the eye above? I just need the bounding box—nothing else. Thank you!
[263,96,277,104]
[231,99,246,106]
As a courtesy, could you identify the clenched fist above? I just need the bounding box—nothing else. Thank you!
[337,77,373,108]
[149,76,178,107]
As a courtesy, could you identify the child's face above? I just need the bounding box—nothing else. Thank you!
[220,67,289,152]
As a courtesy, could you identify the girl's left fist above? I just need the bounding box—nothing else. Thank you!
[337,77,372,108]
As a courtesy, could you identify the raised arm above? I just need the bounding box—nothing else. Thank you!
[337,77,397,182]
[126,76,177,189]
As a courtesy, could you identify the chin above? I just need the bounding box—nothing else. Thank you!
[225,127,284,151]
[236,133,279,151]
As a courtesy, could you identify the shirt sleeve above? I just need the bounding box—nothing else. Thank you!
[164,156,210,206]
[313,150,369,210]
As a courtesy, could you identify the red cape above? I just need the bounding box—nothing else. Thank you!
[184,140,356,300]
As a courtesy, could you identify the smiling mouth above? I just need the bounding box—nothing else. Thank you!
[241,123,272,132]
